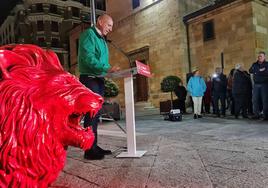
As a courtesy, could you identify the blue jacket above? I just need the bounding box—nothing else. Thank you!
[187,76,207,97]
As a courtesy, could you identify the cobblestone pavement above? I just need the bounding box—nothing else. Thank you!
[50,114,268,188]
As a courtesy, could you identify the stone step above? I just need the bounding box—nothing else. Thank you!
[135,102,155,111]
[135,108,159,117]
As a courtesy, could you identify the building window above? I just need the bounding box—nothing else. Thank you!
[37,37,46,47]
[36,3,44,12]
[72,7,80,17]
[37,21,44,31]
[95,0,106,11]
[132,0,140,9]
[203,20,215,41]
[50,4,58,14]
[51,38,60,48]
[51,21,59,32]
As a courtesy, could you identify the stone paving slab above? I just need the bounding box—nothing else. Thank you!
[51,114,268,188]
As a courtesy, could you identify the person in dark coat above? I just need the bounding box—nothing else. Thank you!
[174,81,187,113]
[212,67,227,117]
[249,51,268,120]
[203,76,212,113]
[227,69,235,115]
[232,64,252,118]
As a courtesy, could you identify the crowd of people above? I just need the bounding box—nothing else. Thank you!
[177,52,268,121]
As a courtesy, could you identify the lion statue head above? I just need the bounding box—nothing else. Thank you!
[0,44,103,187]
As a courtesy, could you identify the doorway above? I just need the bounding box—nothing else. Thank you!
[127,46,149,102]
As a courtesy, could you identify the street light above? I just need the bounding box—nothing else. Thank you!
[90,0,96,26]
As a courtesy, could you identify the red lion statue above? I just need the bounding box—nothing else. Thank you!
[0,44,103,187]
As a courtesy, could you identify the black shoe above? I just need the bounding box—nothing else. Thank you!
[251,115,260,120]
[235,115,239,119]
[97,146,112,155]
[262,117,268,121]
[84,148,104,160]
[194,114,197,119]
[197,115,202,118]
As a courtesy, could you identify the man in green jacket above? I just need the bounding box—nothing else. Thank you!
[78,14,119,160]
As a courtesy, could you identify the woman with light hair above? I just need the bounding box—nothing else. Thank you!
[187,68,207,119]
[232,63,252,119]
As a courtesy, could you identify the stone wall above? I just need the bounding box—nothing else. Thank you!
[187,0,257,78]
[252,1,268,54]
[106,0,209,107]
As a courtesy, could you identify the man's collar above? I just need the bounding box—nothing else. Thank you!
[95,27,103,36]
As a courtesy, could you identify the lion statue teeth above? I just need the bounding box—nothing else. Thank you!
[0,44,104,187]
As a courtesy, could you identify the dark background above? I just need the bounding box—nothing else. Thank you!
[0,0,20,26]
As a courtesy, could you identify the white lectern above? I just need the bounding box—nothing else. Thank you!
[107,67,147,158]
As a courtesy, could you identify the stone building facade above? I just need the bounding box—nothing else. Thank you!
[183,0,268,78]
[0,0,105,70]
[69,22,90,75]
[106,0,210,107]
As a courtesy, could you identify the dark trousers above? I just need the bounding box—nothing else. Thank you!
[173,99,186,113]
[213,93,226,116]
[177,100,186,113]
[204,103,210,113]
[248,97,253,115]
[227,90,235,115]
[233,94,248,117]
[252,84,268,118]
[79,76,104,149]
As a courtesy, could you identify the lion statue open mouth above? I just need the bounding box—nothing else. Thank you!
[0,44,103,187]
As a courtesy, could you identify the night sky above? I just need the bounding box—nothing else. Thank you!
[0,0,88,26]
[0,0,22,26]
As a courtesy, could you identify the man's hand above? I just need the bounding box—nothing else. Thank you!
[108,66,120,73]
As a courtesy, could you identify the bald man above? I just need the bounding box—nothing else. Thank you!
[78,14,119,160]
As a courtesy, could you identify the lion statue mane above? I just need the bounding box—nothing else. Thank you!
[0,44,103,187]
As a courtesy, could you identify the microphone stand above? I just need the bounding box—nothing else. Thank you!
[100,39,134,134]
[106,39,131,68]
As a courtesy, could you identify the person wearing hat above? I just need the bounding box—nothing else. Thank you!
[232,63,252,118]
[187,68,206,119]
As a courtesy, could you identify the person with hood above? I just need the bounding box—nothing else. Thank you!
[187,68,206,119]
[232,63,252,119]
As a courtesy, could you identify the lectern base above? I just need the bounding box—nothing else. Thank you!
[116,150,147,158]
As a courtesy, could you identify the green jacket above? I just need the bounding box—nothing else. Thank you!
[78,27,110,76]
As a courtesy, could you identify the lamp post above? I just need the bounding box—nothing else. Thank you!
[90,0,96,25]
